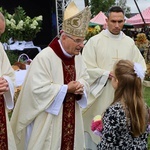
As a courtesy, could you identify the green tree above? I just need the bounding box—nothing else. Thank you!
[90,0,116,16]
[116,0,131,15]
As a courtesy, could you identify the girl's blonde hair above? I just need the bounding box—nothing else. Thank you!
[113,59,147,137]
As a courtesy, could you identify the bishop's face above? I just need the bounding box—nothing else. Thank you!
[106,12,125,35]
[62,33,85,55]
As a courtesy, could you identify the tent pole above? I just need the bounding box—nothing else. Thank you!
[133,0,146,26]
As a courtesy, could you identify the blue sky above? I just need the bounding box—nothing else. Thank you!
[74,0,150,13]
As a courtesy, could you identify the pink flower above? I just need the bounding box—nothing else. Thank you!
[91,115,103,137]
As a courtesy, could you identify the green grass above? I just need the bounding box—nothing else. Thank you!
[143,87,150,149]
[144,86,150,106]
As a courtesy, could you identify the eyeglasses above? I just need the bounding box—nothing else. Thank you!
[66,35,84,45]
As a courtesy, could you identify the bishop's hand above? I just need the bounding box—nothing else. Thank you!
[67,81,84,95]
[0,77,9,95]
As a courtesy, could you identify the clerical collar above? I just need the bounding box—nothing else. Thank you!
[105,29,123,39]
[58,40,73,58]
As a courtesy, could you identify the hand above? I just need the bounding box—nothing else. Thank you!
[0,77,9,95]
[67,81,84,95]
[67,81,78,93]
[74,83,84,95]
[109,71,113,79]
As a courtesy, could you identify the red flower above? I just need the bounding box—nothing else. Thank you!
[91,115,103,136]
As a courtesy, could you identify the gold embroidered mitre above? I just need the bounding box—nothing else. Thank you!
[62,1,91,38]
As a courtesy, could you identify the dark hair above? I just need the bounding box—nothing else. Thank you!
[106,6,124,18]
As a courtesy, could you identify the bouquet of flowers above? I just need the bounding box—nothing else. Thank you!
[0,6,43,43]
[91,115,103,137]
[135,33,149,49]
[85,25,101,41]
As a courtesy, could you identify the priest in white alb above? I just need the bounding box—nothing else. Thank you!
[82,6,147,148]
[0,12,17,150]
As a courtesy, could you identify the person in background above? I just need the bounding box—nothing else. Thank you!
[82,6,147,146]
[10,2,91,150]
[0,12,17,150]
[97,59,149,149]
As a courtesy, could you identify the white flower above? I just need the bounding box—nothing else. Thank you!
[0,6,43,42]
[36,15,43,21]
[33,20,38,26]
[134,63,145,80]
[30,24,36,29]
[16,20,24,30]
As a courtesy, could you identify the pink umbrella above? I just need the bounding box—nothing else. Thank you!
[126,7,150,26]
[90,11,107,27]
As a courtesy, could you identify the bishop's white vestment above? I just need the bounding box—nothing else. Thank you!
[10,38,90,150]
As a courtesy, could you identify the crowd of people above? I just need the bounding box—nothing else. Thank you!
[124,27,150,41]
[0,2,150,150]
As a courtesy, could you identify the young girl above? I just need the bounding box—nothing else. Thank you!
[97,59,150,149]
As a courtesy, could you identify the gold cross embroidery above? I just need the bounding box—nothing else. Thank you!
[112,49,120,62]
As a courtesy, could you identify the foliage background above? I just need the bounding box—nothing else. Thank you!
[87,0,131,17]
[90,0,115,16]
